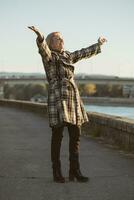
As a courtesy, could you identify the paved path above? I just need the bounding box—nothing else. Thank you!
[0,106,134,200]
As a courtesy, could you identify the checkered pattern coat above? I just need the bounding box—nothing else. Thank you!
[36,37,101,127]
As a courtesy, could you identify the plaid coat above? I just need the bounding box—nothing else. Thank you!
[36,37,101,127]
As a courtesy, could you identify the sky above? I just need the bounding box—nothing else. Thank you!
[0,0,134,77]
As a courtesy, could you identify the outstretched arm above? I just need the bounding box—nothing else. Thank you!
[69,37,107,64]
[28,26,52,62]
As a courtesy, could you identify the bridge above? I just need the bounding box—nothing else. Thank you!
[0,99,134,200]
[1,76,134,86]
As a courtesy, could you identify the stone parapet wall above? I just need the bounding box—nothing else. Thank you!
[0,99,48,115]
[83,112,134,152]
[0,99,134,152]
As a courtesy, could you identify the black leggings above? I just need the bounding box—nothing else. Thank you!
[51,124,81,164]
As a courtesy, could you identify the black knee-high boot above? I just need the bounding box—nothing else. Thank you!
[68,125,89,182]
[51,126,65,183]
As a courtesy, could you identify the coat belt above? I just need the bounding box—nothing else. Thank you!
[49,77,76,89]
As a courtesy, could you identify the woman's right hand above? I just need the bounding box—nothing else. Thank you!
[28,26,40,35]
[28,26,44,42]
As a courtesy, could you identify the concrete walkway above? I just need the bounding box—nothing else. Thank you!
[0,106,134,200]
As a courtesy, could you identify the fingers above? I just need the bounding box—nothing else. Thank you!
[28,26,35,30]
[101,38,107,43]
[102,38,107,42]
[98,37,107,45]
[27,26,39,35]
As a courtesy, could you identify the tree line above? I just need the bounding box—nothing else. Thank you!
[3,83,47,100]
[78,83,123,97]
[3,83,123,100]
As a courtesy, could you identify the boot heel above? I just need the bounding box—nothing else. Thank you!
[69,169,89,182]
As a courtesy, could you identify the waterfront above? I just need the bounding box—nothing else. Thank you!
[85,104,134,120]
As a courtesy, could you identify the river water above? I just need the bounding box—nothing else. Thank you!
[84,104,134,120]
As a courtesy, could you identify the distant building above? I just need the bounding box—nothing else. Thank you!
[123,86,134,98]
[0,82,4,99]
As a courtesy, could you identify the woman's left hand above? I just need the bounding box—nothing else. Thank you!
[98,37,107,45]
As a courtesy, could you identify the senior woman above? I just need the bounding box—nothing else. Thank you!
[28,26,107,183]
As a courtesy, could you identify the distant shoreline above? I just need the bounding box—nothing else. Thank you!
[82,97,134,107]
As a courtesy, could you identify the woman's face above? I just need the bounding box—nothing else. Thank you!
[50,33,64,52]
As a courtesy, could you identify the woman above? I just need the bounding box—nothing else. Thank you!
[28,26,107,183]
